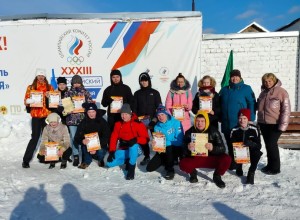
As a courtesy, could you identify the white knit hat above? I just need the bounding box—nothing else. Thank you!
[35,68,46,77]
[45,113,61,124]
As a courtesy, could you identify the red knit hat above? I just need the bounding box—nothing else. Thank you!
[238,108,251,121]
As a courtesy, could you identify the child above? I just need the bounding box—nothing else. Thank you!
[38,113,72,169]
[230,109,263,184]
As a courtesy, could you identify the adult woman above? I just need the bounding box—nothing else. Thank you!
[257,73,291,175]
[22,68,54,168]
[165,73,193,132]
[192,75,220,129]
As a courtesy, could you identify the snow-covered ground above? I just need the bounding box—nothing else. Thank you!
[0,114,299,220]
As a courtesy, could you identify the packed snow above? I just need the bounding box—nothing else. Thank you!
[0,114,299,220]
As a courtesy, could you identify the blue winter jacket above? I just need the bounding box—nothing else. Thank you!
[219,80,256,135]
[154,114,184,147]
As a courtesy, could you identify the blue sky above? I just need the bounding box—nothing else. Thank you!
[0,0,299,34]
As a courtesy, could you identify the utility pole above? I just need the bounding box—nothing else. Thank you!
[192,0,195,11]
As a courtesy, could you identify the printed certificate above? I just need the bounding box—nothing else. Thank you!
[72,96,85,113]
[138,115,151,126]
[191,133,208,156]
[85,132,101,152]
[30,91,43,107]
[199,96,212,113]
[152,132,166,153]
[172,105,185,121]
[45,142,59,161]
[233,142,250,164]
[48,91,61,108]
[110,96,123,113]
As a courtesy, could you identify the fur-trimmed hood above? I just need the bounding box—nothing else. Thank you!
[169,78,191,94]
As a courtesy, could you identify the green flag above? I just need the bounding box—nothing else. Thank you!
[221,50,233,88]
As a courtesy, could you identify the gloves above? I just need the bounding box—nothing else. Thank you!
[127,137,137,146]
[26,98,35,104]
[57,105,64,113]
[107,151,115,162]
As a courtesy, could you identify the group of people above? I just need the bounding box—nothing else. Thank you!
[22,67,291,188]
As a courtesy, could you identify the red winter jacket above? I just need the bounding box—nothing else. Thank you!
[109,113,149,152]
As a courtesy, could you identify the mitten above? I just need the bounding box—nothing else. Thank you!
[107,151,115,162]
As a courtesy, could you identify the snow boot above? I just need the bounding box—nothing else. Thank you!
[49,162,55,169]
[165,171,175,180]
[126,164,136,180]
[60,160,67,169]
[73,155,79,167]
[189,169,198,183]
[246,171,255,184]
[22,161,30,168]
[213,172,225,188]
[78,163,89,169]
[98,160,105,167]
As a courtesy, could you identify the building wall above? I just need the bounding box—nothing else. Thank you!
[201,31,299,111]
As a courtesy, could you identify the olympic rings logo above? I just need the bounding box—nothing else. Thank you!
[67,56,84,65]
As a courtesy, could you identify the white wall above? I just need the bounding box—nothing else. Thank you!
[200,31,299,111]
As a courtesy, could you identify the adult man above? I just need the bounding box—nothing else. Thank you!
[179,110,231,188]
[132,72,162,165]
[101,69,133,131]
[219,69,256,169]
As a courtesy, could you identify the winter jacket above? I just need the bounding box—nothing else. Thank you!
[24,82,54,118]
[184,110,226,156]
[257,79,291,131]
[219,80,256,135]
[154,113,184,147]
[165,79,193,132]
[74,109,110,150]
[64,86,93,126]
[132,72,162,119]
[109,113,149,152]
[192,87,221,128]
[39,123,70,153]
[230,124,262,151]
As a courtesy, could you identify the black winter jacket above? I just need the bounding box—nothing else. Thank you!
[230,124,262,151]
[184,126,226,156]
[132,87,162,119]
[74,109,110,149]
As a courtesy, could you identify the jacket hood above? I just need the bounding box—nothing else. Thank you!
[194,110,210,132]
[138,72,152,88]
[110,69,123,85]
[170,78,191,92]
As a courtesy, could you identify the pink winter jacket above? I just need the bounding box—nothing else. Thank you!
[166,80,193,132]
[257,79,291,131]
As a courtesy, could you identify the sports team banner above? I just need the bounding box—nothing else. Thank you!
[0,12,202,115]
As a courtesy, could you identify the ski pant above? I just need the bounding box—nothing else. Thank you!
[179,154,231,176]
[259,123,282,172]
[106,144,140,167]
[23,117,46,163]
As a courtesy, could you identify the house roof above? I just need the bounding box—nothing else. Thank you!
[276,18,300,31]
[238,22,269,33]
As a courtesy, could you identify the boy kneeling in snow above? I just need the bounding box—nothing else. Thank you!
[38,113,72,169]
[106,104,149,180]
[230,109,263,184]
[74,103,110,169]
[179,110,231,188]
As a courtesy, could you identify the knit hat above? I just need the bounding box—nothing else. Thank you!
[35,68,46,77]
[71,75,83,85]
[156,104,169,116]
[110,69,122,77]
[45,113,61,124]
[57,77,67,84]
[83,102,98,112]
[120,103,132,114]
[238,108,251,121]
[230,69,241,78]
[139,72,150,81]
